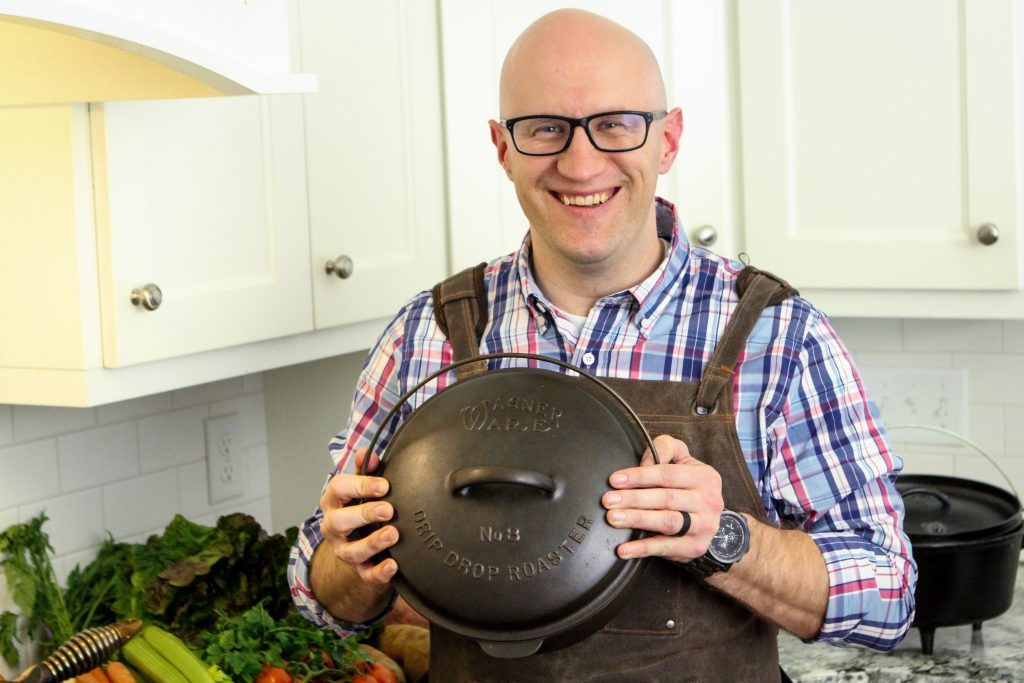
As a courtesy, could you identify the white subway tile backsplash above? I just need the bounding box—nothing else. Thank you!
[242,373,264,393]
[1003,321,1024,351]
[967,405,1004,459]
[12,405,96,442]
[904,319,1003,353]
[952,455,1020,493]
[0,508,19,533]
[177,461,214,516]
[20,488,105,556]
[830,318,904,352]
[1005,406,1024,459]
[211,393,267,450]
[0,440,59,507]
[896,448,955,476]
[97,391,174,425]
[0,406,12,446]
[102,469,179,538]
[849,351,954,370]
[57,422,139,493]
[247,445,271,499]
[173,377,246,409]
[954,352,1024,407]
[137,406,207,473]
[194,497,272,532]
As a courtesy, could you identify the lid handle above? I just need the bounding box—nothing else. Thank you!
[901,488,952,508]
[448,466,557,496]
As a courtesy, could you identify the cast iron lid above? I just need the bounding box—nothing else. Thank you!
[363,354,656,658]
[896,474,1022,542]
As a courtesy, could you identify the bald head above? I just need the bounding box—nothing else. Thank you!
[499,9,666,119]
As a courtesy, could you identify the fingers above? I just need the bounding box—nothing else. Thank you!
[321,471,389,511]
[354,447,382,474]
[319,465,399,582]
[603,433,724,562]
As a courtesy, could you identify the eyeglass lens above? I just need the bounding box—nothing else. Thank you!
[513,113,649,154]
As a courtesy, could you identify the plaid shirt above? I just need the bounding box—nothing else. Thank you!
[289,198,916,652]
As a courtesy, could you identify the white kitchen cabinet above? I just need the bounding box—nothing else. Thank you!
[735,0,1021,292]
[298,0,447,329]
[0,0,315,106]
[0,2,451,406]
[440,0,1024,319]
[440,0,739,272]
[0,97,316,402]
[92,95,314,367]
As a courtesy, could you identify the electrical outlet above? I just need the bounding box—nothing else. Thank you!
[205,413,245,504]
[859,366,968,444]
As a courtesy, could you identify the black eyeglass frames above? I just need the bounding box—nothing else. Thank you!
[500,110,668,156]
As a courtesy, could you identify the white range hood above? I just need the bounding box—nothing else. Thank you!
[0,0,316,106]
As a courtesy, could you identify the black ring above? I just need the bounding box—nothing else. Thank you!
[674,510,692,537]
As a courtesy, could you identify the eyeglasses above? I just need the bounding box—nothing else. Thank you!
[500,110,667,156]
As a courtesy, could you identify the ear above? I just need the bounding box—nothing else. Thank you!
[657,107,683,174]
[489,119,515,180]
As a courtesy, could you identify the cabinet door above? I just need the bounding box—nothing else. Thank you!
[93,95,313,367]
[300,0,447,329]
[736,0,1020,290]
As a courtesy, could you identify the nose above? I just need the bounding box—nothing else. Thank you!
[556,124,606,181]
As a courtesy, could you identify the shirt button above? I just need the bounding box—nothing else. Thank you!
[536,302,548,313]
[666,620,676,629]
[582,352,596,366]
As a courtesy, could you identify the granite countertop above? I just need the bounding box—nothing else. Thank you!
[778,558,1024,682]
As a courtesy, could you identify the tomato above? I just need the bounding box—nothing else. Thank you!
[352,676,377,683]
[370,662,398,683]
[254,664,293,683]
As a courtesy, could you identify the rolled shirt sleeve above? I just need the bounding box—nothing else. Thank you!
[288,301,422,636]
[766,313,916,650]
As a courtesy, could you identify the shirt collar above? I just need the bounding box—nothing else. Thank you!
[515,197,692,338]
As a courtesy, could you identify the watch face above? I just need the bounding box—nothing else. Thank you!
[708,512,749,563]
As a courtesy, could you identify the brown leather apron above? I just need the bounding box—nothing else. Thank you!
[425,264,795,682]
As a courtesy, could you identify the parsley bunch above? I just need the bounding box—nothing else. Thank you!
[200,603,368,682]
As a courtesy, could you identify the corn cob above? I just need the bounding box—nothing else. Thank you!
[121,637,188,683]
[139,626,216,683]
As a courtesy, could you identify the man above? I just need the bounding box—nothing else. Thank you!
[290,9,916,681]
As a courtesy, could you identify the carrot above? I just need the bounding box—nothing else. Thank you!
[105,662,137,683]
[77,673,100,683]
[89,667,112,683]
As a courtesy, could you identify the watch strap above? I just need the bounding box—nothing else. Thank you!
[685,552,732,578]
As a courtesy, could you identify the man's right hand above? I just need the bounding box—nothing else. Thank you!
[320,447,399,583]
[310,447,399,623]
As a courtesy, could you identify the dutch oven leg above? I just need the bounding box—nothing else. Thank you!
[919,627,936,655]
[971,622,984,651]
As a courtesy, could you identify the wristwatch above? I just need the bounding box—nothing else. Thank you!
[685,510,750,578]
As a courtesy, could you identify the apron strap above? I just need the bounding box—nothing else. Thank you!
[694,266,799,412]
[431,262,489,381]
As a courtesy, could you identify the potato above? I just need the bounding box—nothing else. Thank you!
[378,624,430,682]
[360,643,406,683]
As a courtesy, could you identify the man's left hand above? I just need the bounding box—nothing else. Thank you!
[602,434,724,562]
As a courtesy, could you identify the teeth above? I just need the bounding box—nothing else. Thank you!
[560,192,610,206]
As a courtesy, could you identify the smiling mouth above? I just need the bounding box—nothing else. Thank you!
[553,190,615,206]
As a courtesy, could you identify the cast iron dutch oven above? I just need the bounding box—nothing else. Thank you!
[896,473,1023,654]
[361,353,658,658]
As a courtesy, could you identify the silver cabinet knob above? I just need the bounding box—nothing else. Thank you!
[130,283,163,311]
[976,223,999,246]
[325,255,354,279]
[692,225,718,247]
